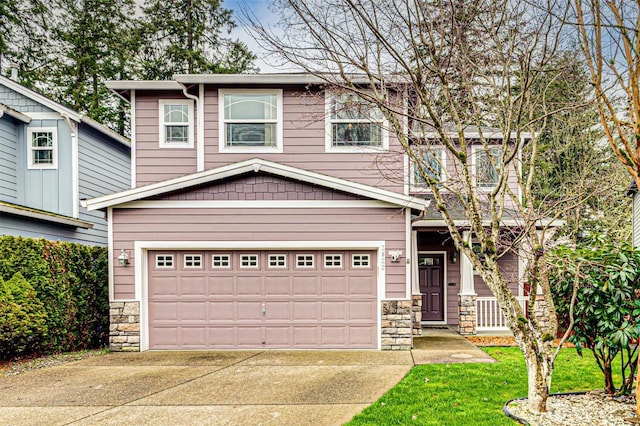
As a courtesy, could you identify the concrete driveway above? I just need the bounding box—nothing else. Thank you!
[0,350,413,426]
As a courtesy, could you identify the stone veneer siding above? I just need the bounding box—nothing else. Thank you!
[381,300,413,350]
[458,294,477,335]
[109,301,141,351]
[412,295,423,336]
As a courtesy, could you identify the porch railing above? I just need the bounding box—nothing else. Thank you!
[476,296,528,331]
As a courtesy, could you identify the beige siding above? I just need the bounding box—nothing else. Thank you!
[112,206,407,300]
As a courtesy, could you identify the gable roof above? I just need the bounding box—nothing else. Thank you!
[0,75,130,148]
[82,158,430,211]
[0,102,31,123]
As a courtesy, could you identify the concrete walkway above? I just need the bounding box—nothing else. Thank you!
[0,330,494,426]
[411,327,496,364]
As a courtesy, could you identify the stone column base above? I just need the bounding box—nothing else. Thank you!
[412,295,423,336]
[109,301,141,351]
[381,300,413,350]
[458,294,477,335]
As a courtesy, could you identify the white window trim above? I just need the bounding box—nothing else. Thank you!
[471,145,501,191]
[27,127,58,170]
[352,253,371,268]
[212,253,231,269]
[410,146,446,193]
[158,99,195,149]
[325,92,389,153]
[295,253,315,268]
[323,253,343,268]
[183,254,203,268]
[268,253,287,269]
[155,254,174,268]
[239,253,260,269]
[218,89,283,153]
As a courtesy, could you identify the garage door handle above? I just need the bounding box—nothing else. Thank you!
[261,304,266,316]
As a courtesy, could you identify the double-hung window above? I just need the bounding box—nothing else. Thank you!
[219,89,283,152]
[159,100,194,148]
[473,146,502,189]
[326,92,388,152]
[27,127,57,169]
[412,146,445,190]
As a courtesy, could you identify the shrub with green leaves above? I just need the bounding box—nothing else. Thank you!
[549,240,640,395]
[0,273,48,358]
[0,236,108,359]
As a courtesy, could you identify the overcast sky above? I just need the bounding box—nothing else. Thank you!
[226,0,284,72]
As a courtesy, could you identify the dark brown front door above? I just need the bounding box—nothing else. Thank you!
[419,254,444,321]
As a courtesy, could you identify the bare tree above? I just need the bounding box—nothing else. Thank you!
[572,0,640,414]
[245,0,580,412]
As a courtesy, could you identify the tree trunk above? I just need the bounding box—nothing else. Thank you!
[603,360,615,395]
[636,355,640,415]
[523,345,553,412]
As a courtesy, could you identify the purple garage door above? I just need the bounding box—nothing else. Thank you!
[147,250,378,349]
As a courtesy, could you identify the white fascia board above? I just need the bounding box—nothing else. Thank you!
[105,81,184,91]
[0,75,81,122]
[0,103,31,123]
[83,158,430,211]
[116,200,397,209]
[0,203,93,228]
[412,218,565,228]
[419,131,530,140]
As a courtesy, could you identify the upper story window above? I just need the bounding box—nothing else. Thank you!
[219,89,283,153]
[473,146,502,189]
[411,147,445,191]
[159,99,194,148]
[326,92,388,152]
[27,127,57,169]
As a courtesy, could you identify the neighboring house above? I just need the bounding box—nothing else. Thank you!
[83,74,523,352]
[0,75,130,245]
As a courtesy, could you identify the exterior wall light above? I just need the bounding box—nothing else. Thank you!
[389,250,402,262]
[117,249,130,266]
[450,251,458,264]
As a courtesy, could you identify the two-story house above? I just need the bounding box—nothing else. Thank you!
[83,74,521,351]
[0,74,131,245]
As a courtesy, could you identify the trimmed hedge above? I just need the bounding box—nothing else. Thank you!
[0,236,108,359]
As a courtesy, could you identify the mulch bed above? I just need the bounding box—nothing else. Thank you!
[466,336,575,348]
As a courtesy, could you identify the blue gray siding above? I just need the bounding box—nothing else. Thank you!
[16,119,73,216]
[0,115,18,201]
[0,84,55,113]
[77,124,130,245]
[0,213,91,243]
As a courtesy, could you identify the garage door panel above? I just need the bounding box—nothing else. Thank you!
[151,277,178,296]
[321,276,346,295]
[293,301,319,320]
[181,302,207,321]
[180,277,207,296]
[149,302,178,321]
[236,301,262,320]
[321,301,347,320]
[265,276,291,295]
[209,301,235,320]
[148,250,377,350]
[237,276,262,295]
[292,276,318,295]
[208,276,234,295]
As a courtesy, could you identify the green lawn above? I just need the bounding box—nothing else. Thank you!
[347,347,616,426]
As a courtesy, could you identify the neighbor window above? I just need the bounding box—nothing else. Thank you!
[326,92,388,151]
[159,100,194,148]
[473,146,502,189]
[27,127,57,169]
[219,89,283,152]
[412,147,445,189]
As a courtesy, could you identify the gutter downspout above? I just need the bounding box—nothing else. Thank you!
[178,83,204,172]
[61,113,80,218]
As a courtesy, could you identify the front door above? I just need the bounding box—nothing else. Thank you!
[419,254,444,322]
